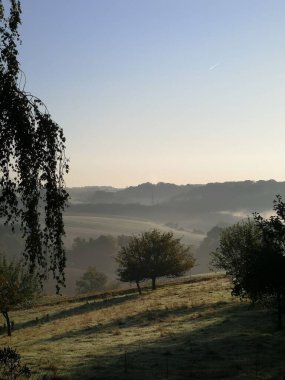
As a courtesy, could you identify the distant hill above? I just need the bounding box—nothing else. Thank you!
[171,179,285,211]
[68,186,118,204]
[69,182,197,205]
[96,182,197,205]
[66,180,285,229]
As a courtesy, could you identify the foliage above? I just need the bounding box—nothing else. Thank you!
[0,255,39,336]
[253,195,285,327]
[0,347,31,380]
[76,267,107,294]
[254,195,285,255]
[211,219,263,298]
[117,229,195,292]
[212,197,285,328]
[0,0,69,290]
[116,235,146,293]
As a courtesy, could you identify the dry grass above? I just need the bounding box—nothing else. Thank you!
[1,274,285,379]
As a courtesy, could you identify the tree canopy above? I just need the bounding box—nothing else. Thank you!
[117,229,195,293]
[211,219,263,299]
[0,1,69,290]
[212,197,285,329]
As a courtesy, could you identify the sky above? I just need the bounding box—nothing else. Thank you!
[14,0,285,187]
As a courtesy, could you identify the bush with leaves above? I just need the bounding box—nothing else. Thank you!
[0,347,31,379]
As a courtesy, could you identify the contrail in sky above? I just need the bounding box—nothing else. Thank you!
[208,62,220,71]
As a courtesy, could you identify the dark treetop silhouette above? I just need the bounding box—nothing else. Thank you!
[0,1,69,291]
[212,196,285,329]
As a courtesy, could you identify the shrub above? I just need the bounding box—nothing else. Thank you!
[0,347,31,379]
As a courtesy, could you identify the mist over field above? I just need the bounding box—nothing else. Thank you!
[1,179,283,294]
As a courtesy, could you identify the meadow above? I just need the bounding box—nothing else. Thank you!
[63,215,204,248]
[1,274,285,379]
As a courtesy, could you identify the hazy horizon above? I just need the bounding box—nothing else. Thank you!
[67,177,283,189]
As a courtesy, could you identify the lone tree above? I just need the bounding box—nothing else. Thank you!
[212,197,285,329]
[117,229,195,293]
[76,267,107,294]
[0,255,39,336]
[0,1,69,290]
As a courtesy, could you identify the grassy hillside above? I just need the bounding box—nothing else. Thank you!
[64,215,204,248]
[1,274,285,379]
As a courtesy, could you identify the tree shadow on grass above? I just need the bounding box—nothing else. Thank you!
[59,302,285,380]
[12,292,139,333]
[42,302,211,343]
[7,277,222,335]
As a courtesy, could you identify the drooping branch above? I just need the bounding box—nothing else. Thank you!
[0,0,69,291]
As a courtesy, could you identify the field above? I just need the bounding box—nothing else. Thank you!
[63,214,205,248]
[1,274,285,379]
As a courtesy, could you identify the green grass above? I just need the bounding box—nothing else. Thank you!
[1,275,285,379]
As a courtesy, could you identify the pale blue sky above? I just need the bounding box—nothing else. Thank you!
[17,0,285,187]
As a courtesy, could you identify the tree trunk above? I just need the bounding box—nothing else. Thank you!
[151,277,156,290]
[136,281,142,295]
[2,311,11,337]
